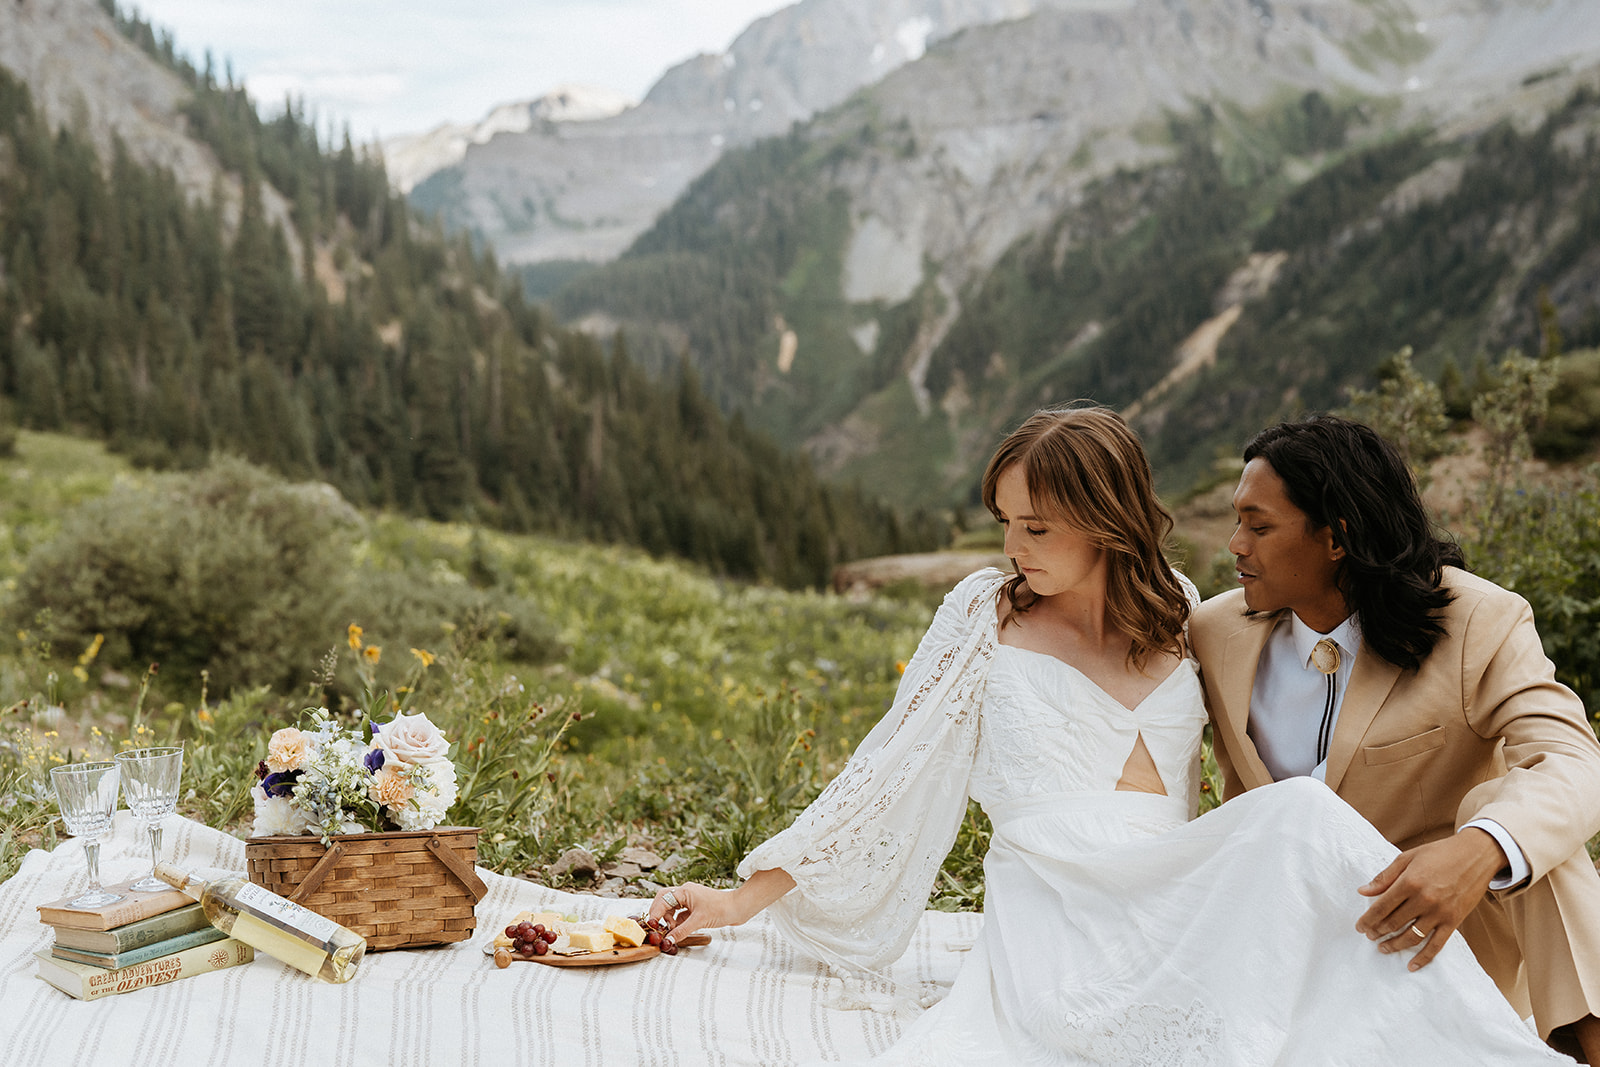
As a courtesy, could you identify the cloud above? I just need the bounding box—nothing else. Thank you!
[129,0,791,139]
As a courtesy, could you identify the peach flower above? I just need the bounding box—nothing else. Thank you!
[369,766,415,807]
[265,727,309,773]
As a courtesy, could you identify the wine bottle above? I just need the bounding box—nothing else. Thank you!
[155,863,366,983]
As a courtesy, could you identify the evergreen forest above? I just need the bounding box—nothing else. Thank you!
[0,10,944,589]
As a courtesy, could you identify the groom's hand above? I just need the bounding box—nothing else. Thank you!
[1354,828,1505,971]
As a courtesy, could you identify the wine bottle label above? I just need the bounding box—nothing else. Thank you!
[235,882,341,944]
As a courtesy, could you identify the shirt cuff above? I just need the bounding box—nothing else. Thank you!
[1462,818,1530,890]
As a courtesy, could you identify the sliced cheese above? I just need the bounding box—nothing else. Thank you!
[604,915,646,948]
[565,923,615,953]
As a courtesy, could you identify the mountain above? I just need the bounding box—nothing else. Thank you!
[0,0,945,589]
[383,85,635,194]
[405,0,1040,264]
[545,0,1600,504]
[0,0,301,255]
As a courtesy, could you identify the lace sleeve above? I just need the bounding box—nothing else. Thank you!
[738,569,1004,974]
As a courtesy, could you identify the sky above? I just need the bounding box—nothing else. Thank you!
[128,0,793,143]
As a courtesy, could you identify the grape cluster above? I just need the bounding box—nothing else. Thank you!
[506,920,558,959]
[638,914,678,955]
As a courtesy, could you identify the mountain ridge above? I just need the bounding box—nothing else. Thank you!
[547,0,1600,505]
[406,0,1042,264]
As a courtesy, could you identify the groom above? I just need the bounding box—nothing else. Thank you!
[1190,415,1600,1061]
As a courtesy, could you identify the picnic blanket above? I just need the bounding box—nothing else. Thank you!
[0,813,979,1066]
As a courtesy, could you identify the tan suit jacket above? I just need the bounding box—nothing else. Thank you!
[1191,567,1600,1034]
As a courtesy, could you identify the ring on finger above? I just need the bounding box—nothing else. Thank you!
[1410,925,1427,939]
[662,889,681,912]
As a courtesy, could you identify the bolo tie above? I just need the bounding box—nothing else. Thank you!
[1311,638,1341,765]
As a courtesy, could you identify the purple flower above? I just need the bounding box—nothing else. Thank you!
[363,747,385,774]
[261,770,299,798]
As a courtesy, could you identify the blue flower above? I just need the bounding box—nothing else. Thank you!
[261,771,299,798]
[363,748,386,774]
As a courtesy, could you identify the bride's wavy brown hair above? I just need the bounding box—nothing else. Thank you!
[980,406,1189,668]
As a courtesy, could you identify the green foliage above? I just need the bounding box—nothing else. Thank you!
[1340,347,1453,481]
[1471,353,1559,521]
[1467,476,1600,718]
[1532,349,1600,461]
[4,457,357,692]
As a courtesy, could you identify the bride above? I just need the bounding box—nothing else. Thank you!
[647,407,1570,1065]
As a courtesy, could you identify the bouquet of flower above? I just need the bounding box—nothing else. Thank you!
[251,707,460,842]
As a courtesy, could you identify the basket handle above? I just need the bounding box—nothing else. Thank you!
[288,841,346,903]
[426,835,489,902]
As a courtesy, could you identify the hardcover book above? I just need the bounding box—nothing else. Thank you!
[34,939,254,1001]
[50,902,210,953]
[51,923,227,969]
[36,880,192,931]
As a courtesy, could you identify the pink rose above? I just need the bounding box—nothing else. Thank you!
[265,727,309,773]
[372,712,449,767]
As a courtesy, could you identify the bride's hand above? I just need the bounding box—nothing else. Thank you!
[647,868,797,944]
[646,882,745,942]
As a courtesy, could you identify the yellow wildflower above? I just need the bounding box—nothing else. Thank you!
[896,660,908,675]
[410,647,435,668]
[78,633,104,666]
[363,645,382,664]
[72,666,88,683]
[347,623,364,650]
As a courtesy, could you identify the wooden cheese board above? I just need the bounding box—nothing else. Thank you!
[486,933,710,967]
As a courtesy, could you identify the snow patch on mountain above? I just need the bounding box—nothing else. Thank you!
[383,85,633,193]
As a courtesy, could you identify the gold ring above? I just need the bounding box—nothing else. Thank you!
[1410,925,1426,939]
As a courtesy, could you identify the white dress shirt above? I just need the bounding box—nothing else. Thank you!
[1248,612,1529,889]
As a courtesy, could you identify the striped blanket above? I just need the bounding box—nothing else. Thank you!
[0,814,979,1066]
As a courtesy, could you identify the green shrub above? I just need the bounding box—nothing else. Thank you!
[4,456,358,693]
[344,566,562,669]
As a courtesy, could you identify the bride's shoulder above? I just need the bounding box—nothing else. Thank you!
[1170,569,1201,612]
[946,567,1008,613]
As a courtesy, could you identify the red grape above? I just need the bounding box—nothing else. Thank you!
[532,940,548,956]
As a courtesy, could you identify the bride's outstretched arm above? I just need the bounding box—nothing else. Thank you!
[644,868,796,942]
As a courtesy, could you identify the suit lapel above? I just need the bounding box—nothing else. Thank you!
[1218,617,1278,790]
[1321,649,1403,792]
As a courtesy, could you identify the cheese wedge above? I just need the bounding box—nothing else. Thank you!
[604,915,646,948]
[564,923,615,953]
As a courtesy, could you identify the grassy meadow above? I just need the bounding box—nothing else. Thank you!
[0,431,1002,901]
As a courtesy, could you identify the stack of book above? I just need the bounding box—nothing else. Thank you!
[35,879,254,1000]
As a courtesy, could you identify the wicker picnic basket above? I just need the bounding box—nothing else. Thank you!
[245,826,488,950]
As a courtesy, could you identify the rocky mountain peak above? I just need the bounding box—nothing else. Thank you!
[405,0,1048,263]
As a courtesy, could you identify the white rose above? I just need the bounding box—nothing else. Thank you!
[390,762,459,831]
[250,785,313,837]
[373,712,450,767]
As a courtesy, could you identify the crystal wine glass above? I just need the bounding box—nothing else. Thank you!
[116,746,184,893]
[49,761,124,908]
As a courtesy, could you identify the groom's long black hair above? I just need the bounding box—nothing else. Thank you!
[1243,415,1465,672]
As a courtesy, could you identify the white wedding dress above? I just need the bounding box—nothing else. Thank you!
[741,570,1571,1065]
